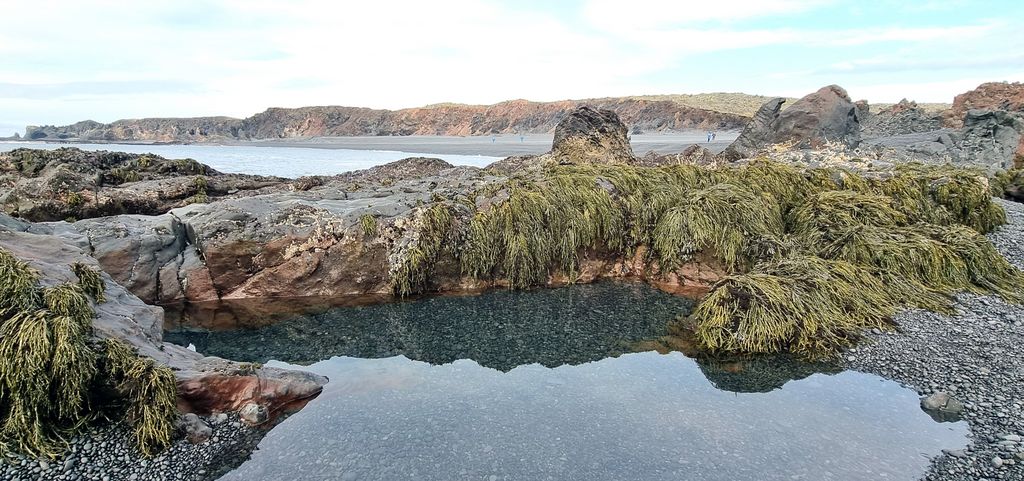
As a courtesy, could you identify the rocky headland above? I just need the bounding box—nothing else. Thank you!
[2,82,1024,480]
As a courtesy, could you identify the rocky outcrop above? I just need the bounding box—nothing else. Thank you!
[637,145,716,167]
[719,97,786,161]
[25,117,241,142]
[0,148,283,222]
[23,98,748,142]
[946,82,1024,128]
[720,85,861,161]
[0,218,327,419]
[550,106,635,164]
[861,109,1024,171]
[862,99,943,137]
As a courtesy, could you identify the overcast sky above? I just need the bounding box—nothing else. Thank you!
[2,0,1022,136]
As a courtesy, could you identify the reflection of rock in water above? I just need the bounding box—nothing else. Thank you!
[695,355,842,393]
[165,282,695,372]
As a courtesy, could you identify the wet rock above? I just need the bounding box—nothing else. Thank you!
[921,392,965,422]
[178,413,213,444]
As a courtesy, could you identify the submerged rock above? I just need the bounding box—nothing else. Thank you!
[920,392,965,422]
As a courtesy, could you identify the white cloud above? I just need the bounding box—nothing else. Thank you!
[0,0,1018,133]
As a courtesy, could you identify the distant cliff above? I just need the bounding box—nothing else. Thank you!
[23,97,749,142]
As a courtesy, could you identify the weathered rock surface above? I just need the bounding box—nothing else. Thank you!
[25,117,240,142]
[637,144,717,166]
[23,97,748,142]
[946,81,1024,128]
[0,148,283,222]
[720,85,861,161]
[0,218,327,418]
[862,109,1024,171]
[550,106,636,164]
[861,99,943,136]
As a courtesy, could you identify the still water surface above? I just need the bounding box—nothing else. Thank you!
[0,141,502,178]
[167,283,966,481]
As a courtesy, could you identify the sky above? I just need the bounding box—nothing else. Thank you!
[1,0,1023,136]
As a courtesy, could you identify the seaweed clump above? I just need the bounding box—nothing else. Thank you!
[0,249,178,459]
[387,159,1023,358]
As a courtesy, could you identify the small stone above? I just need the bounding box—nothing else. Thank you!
[239,403,269,425]
[992,456,1004,468]
[943,449,967,458]
[178,413,212,444]
[1000,434,1022,442]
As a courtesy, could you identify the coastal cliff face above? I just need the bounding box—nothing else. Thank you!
[24,97,748,142]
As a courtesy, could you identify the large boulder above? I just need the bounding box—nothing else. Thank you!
[550,106,636,164]
[721,85,861,161]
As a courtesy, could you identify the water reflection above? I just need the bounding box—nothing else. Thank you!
[167,282,695,371]
[220,353,968,481]
[168,282,967,480]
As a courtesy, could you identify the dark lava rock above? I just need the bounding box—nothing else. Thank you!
[721,85,861,161]
[551,106,635,165]
[862,99,943,137]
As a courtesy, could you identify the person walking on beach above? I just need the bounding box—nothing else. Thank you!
[707,131,712,143]
[711,131,716,141]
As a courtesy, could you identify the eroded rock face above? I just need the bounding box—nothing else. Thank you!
[861,109,1024,171]
[551,106,635,164]
[947,82,1024,127]
[23,98,748,141]
[0,148,283,222]
[721,85,861,161]
[0,218,326,419]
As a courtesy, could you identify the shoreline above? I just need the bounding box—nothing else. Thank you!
[0,131,739,157]
[846,198,1024,480]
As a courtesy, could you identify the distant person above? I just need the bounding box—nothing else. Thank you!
[492,137,496,143]
[706,131,712,143]
[711,131,716,141]
[520,135,524,142]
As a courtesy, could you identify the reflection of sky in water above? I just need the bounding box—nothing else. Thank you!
[181,283,966,480]
[0,142,501,177]
[222,353,967,481]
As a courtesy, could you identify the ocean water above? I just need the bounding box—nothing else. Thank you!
[0,141,503,178]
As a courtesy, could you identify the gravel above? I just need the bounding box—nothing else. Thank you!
[846,198,1024,481]
[0,413,264,481]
